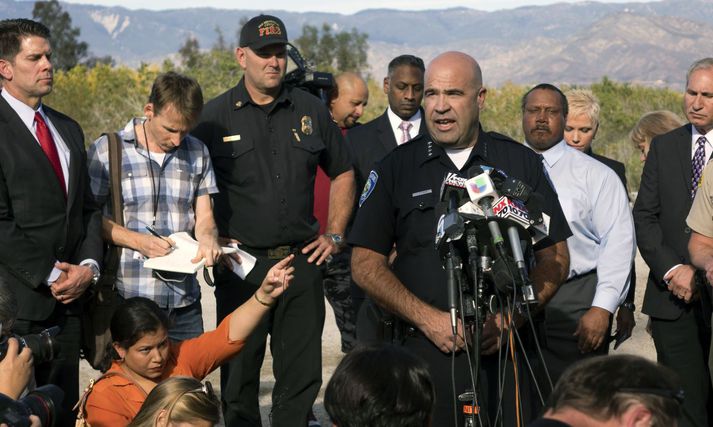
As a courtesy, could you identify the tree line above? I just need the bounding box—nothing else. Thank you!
[33,0,683,193]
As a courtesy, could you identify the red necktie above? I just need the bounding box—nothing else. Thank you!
[34,111,66,196]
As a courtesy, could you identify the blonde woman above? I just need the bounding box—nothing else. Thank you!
[629,110,684,161]
[128,377,220,427]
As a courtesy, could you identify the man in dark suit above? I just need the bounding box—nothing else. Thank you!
[563,88,636,348]
[633,57,713,427]
[346,54,424,322]
[0,19,102,421]
[347,54,425,194]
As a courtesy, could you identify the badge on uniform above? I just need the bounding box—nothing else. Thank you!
[301,115,313,136]
[359,170,378,207]
[223,134,241,143]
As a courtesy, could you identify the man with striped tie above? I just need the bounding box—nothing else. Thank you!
[634,57,713,427]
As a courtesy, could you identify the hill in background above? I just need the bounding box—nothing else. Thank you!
[4,0,713,87]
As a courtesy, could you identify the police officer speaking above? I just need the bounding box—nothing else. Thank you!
[349,51,571,426]
[192,14,355,426]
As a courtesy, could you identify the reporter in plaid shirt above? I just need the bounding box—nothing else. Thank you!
[87,72,223,341]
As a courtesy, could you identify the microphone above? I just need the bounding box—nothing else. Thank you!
[435,173,467,250]
[498,175,532,202]
[465,169,505,249]
[435,172,468,335]
[466,168,539,303]
[492,196,530,230]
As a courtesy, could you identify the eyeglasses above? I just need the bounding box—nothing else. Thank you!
[618,387,685,404]
[617,387,700,427]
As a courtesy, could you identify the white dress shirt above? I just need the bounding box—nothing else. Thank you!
[530,140,636,313]
[387,107,421,145]
[2,89,70,191]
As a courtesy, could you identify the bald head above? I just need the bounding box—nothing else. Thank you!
[329,72,369,129]
[423,51,486,149]
[427,52,483,90]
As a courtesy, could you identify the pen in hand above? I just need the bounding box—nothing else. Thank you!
[145,225,176,251]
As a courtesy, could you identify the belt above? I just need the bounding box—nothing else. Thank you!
[566,269,597,283]
[240,241,312,260]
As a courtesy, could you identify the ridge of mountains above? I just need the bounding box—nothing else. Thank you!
[4,0,713,87]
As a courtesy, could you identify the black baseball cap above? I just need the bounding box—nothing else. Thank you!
[239,15,289,50]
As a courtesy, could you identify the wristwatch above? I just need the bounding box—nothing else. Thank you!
[325,233,344,247]
[621,302,635,311]
[87,264,101,286]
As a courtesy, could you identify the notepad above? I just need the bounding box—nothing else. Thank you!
[143,232,238,274]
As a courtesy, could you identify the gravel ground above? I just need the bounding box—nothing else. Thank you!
[78,250,656,426]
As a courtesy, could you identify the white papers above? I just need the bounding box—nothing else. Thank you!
[143,232,237,274]
[226,243,257,279]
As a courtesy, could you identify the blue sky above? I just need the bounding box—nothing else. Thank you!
[62,0,652,13]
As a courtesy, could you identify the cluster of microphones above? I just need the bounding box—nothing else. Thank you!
[435,166,550,333]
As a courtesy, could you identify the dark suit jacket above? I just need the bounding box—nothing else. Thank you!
[0,95,102,321]
[346,108,425,193]
[633,124,710,321]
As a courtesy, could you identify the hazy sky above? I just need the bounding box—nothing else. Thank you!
[62,0,653,14]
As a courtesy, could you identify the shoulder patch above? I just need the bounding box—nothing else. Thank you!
[359,170,379,207]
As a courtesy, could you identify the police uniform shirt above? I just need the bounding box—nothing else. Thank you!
[687,161,713,236]
[348,128,571,310]
[193,77,352,248]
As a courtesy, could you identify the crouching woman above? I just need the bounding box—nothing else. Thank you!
[79,255,294,426]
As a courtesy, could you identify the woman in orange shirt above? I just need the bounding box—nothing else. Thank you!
[80,255,294,427]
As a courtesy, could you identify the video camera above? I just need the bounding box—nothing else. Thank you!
[0,326,60,364]
[0,385,64,427]
[284,44,334,101]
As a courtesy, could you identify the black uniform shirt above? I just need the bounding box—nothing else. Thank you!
[192,78,352,248]
[348,128,571,310]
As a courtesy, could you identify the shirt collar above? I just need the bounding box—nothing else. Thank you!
[387,107,421,129]
[691,125,713,146]
[525,139,567,168]
[418,126,490,167]
[232,77,291,110]
[121,117,139,142]
[1,89,47,130]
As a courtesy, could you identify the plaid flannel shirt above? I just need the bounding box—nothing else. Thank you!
[87,118,218,309]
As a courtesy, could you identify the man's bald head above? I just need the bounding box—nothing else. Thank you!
[426,51,483,90]
[329,72,369,129]
[423,51,487,149]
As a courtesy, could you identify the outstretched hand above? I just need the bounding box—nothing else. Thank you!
[255,254,295,306]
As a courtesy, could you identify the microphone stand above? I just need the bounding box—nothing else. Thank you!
[459,224,488,427]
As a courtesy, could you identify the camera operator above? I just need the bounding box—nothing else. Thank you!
[0,281,41,427]
[0,340,41,427]
[0,282,33,400]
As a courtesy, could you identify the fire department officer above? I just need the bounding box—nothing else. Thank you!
[192,14,355,426]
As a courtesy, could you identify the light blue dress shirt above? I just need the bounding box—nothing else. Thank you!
[530,140,636,313]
